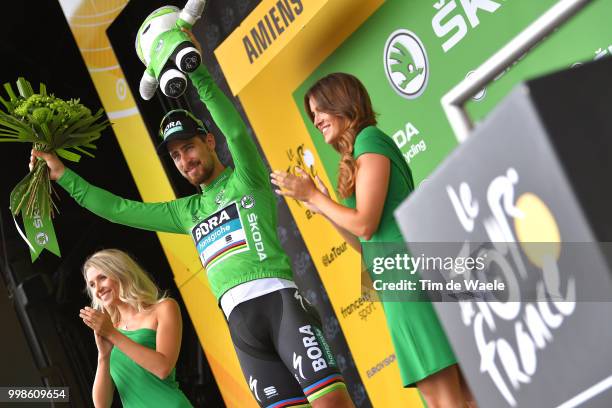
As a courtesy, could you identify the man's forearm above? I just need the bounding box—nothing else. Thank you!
[56,168,184,234]
[187,65,246,143]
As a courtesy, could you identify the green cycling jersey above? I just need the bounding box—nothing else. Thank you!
[57,64,293,300]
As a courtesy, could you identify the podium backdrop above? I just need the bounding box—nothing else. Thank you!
[215,0,612,406]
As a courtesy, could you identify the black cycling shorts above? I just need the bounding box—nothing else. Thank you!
[226,288,346,407]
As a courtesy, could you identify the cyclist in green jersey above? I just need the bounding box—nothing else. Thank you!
[30,36,354,408]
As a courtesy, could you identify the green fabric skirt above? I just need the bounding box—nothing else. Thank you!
[382,300,457,387]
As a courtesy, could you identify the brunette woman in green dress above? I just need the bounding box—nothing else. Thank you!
[271,73,476,408]
[80,249,192,408]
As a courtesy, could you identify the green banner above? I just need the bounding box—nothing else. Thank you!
[21,209,60,262]
[10,172,61,262]
[294,0,612,186]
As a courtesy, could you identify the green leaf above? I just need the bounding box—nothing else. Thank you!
[0,137,40,143]
[50,132,69,149]
[60,114,102,136]
[0,95,11,112]
[0,117,33,136]
[68,130,102,138]
[0,127,20,135]
[3,83,17,101]
[56,148,82,162]
[33,171,52,219]
[21,128,41,141]
[47,112,62,134]
[39,83,47,96]
[9,172,33,216]
[56,136,100,150]
[16,77,34,98]
[40,123,52,142]
[72,146,95,158]
[62,110,86,128]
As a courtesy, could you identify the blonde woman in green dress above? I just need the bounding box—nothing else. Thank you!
[271,73,476,407]
[79,248,192,408]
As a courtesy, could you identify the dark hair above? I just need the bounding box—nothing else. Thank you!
[304,73,376,199]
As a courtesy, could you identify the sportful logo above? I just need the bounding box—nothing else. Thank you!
[264,386,278,399]
[384,29,429,99]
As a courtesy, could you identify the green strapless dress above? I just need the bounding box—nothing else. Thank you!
[110,328,192,407]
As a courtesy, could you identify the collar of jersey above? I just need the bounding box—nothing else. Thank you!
[200,167,232,192]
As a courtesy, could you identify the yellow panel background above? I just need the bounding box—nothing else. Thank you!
[215,0,328,95]
[216,0,423,406]
[57,1,254,406]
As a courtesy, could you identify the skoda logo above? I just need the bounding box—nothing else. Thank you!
[36,232,49,246]
[383,29,429,99]
[241,195,255,209]
[215,190,225,205]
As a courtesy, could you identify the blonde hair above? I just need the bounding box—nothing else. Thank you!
[83,249,167,325]
[305,73,377,199]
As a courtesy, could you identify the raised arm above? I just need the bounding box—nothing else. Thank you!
[188,64,268,186]
[32,150,186,234]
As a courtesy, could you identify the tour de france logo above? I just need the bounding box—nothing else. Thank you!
[448,168,575,406]
[450,168,562,270]
[383,29,429,99]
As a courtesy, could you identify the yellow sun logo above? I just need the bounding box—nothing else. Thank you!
[514,193,561,268]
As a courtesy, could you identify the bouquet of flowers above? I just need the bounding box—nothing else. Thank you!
[0,77,110,261]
